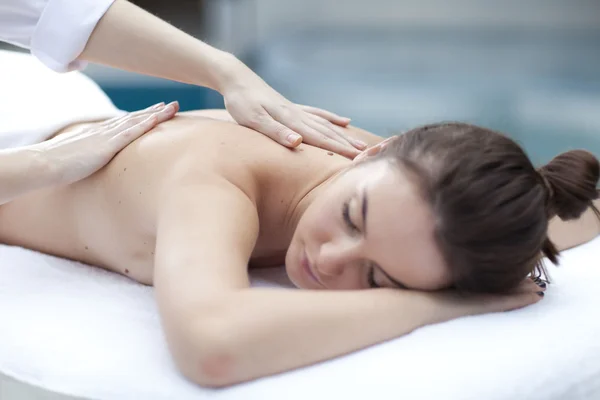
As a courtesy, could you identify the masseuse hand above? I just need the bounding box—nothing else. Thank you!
[220,58,367,158]
[36,101,178,186]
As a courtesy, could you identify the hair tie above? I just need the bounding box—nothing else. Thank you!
[537,170,555,218]
[538,172,553,198]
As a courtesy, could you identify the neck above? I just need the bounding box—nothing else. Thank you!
[280,165,348,245]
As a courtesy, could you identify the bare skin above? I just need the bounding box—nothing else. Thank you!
[0,110,374,283]
[0,110,595,387]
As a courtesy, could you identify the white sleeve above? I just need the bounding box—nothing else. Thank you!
[0,0,115,72]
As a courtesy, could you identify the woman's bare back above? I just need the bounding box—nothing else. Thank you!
[0,110,352,284]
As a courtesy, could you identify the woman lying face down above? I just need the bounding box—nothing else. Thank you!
[289,122,599,294]
[1,110,598,388]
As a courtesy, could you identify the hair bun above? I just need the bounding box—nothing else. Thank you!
[539,149,600,220]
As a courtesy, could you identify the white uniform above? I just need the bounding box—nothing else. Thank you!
[0,0,114,72]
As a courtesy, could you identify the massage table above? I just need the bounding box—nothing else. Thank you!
[1,47,599,400]
[1,236,600,399]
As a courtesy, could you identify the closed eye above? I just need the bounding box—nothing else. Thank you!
[367,266,381,288]
[342,200,359,233]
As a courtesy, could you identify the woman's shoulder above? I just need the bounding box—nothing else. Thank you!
[112,109,349,207]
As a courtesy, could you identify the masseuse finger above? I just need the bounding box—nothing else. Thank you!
[302,118,361,158]
[254,115,303,147]
[309,131,363,158]
[102,102,171,132]
[267,105,334,148]
[354,146,380,162]
[354,137,395,162]
[100,102,165,129]
[104,110,160,137]
[299,105,351,127]
[124,101,178,132]
[109,114,158,149]
[294,120,360,157]
[107,102,178,141]
[306,113,367,150]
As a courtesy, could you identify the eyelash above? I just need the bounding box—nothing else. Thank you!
[342,200,379,289]
[367,266,381,289]
[342,200,359,233]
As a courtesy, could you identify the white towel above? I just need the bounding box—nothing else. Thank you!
[0,49,123,149]
[1,48,599,400]
[1,237,600,400]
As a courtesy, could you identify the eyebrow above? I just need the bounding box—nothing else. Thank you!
[361,188,409,290]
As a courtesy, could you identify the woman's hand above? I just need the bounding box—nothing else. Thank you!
[423,277,547,323]
[37,101,179,186]
[218,57,367,158]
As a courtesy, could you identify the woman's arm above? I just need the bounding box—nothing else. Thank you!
[548,199,600,251]
[154,175,542,388]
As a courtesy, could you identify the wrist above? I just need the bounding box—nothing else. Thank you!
[209,52,246,94]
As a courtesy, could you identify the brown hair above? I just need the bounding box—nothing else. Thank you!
[375,122,600,293]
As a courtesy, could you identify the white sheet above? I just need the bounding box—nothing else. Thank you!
[1,237,600,400]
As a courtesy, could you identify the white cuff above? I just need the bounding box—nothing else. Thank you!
[31,0,115,72]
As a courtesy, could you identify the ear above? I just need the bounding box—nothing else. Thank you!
[352,137,393,163]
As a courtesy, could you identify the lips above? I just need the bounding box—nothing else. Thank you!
[301,250,322,286]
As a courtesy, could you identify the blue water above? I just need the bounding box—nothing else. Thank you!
[250,27,600,165]
[100,27,600,166]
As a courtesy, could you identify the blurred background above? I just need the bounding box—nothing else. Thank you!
[4,0,600,164]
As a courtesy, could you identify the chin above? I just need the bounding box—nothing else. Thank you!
[284,264,304,289]
[283,248,303,288]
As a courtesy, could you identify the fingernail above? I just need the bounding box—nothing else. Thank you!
[287,133,301,145]
[357,140,368,149]
[533,277,546,288]
[537,291,545,297]
[152,102,165,109]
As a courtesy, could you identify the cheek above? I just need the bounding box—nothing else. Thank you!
[302,204,339,241]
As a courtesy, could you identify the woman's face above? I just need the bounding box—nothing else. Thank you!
[285,159,451,291]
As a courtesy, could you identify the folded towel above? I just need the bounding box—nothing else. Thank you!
[1,237,600,400]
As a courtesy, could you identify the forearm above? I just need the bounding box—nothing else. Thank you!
[80,0,234,92]
[179,288,437,387]
[0,147,51,205]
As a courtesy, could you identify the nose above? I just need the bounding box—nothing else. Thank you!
[315,240,360,278]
